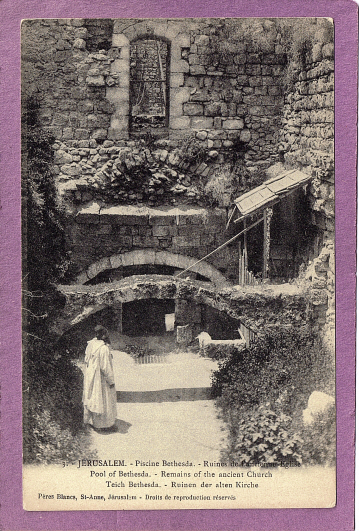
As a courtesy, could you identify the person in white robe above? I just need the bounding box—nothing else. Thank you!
[83,326,117,430]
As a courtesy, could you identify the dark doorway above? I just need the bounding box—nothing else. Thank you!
[201,305,242,340]
[122,298,175,336]
[270,188,316,279]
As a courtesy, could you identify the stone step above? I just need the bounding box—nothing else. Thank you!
[117,387,212,403]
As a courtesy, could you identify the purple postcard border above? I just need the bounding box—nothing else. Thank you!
[0,0,357,530]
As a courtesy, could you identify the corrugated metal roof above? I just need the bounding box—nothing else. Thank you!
[234,169,311,218]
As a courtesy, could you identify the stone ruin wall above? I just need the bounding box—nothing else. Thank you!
[278,38,334,348]
[22,18,335,342]
[69,205,239,283]
[23,17,288,211]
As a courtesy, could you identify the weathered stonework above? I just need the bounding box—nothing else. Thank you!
[23,18,288,178]
[22,18,335,340]
[67,204,238,282]
[276,36,335,350]
[279,54,334,237]
[54,275,308,336]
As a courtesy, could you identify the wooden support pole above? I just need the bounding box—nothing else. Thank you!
[263,209,268,279]
[243,219,248,272]
[238,239,242,286]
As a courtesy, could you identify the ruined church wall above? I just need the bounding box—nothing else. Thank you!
[67,206,238,282]
[23,17,336,327]
[279,40,334,240]
[278,34,335,348]
[22,17,288,191]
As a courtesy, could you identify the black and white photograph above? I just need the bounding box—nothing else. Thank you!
[21,17,336,510]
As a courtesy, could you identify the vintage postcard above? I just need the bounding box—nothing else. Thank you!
[1,0,357,530]
[21,14,337,511]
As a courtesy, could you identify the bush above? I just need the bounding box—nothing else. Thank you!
[22,345,94,464]
[299,405,336,466]
[22,94,92,464]
[23,409,96,465]
[222,404,303,466]
[220,402,336,467]
[211,328,333,417]
[212,328,335,466]
[202,342,244,361]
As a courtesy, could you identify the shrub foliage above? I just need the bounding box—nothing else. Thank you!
[22,95,93,464]
[212,328,335,466]
[223,405,303,466]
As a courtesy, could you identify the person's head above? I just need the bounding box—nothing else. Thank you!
[94,325,110,344]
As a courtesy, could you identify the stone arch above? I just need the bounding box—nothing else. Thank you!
[106,20,191,139]
[75,249,230,288]
[54,275,241,336]
[54,274,307,338]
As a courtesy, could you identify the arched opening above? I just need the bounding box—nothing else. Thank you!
[57,296,245,362]
[85,264,211,285]
[129,36,170,137]
[122,298,175,336]
[76,250,230,288]
[269,188,318,279]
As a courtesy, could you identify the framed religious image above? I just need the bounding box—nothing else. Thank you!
[0,1,356,530]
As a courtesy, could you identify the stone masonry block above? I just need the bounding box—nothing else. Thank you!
[170,116,191,129]
[171,60,190,73]
[178,225,201,236]
[164,26,180,42]
[111,59,128,74]
[87,257,112,279]
[106,86,129,107]
[154,251,178,267]
[175,33,191,48]
[119,72,130,88]
[190,65,206,75]
[322,43,334,59]
[131,249,156,266]
[222,118,244,130]
[132,236,159,247]
[109,254,123,269]
[190,117,213,129]
[121,252,135,267]
[188,54,201,65]
[170,87,191,117]
[170,73,185,88]
[240,129,251,142]
[110,115,129,132]
[195,34,209,46]
[248,77,262,87]
[172,235,200,247]
[204,103,222,116]
[88,114,111,129]
[117,236,133,247]
[183,103,204,116]
[112,33,129,47]
[152,225,178,237]
[149,214,176,225]
[213,117,222,129]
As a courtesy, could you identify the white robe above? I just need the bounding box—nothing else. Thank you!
[83,338,117,429]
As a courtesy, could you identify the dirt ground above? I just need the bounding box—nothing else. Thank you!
[90,346,227,462]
